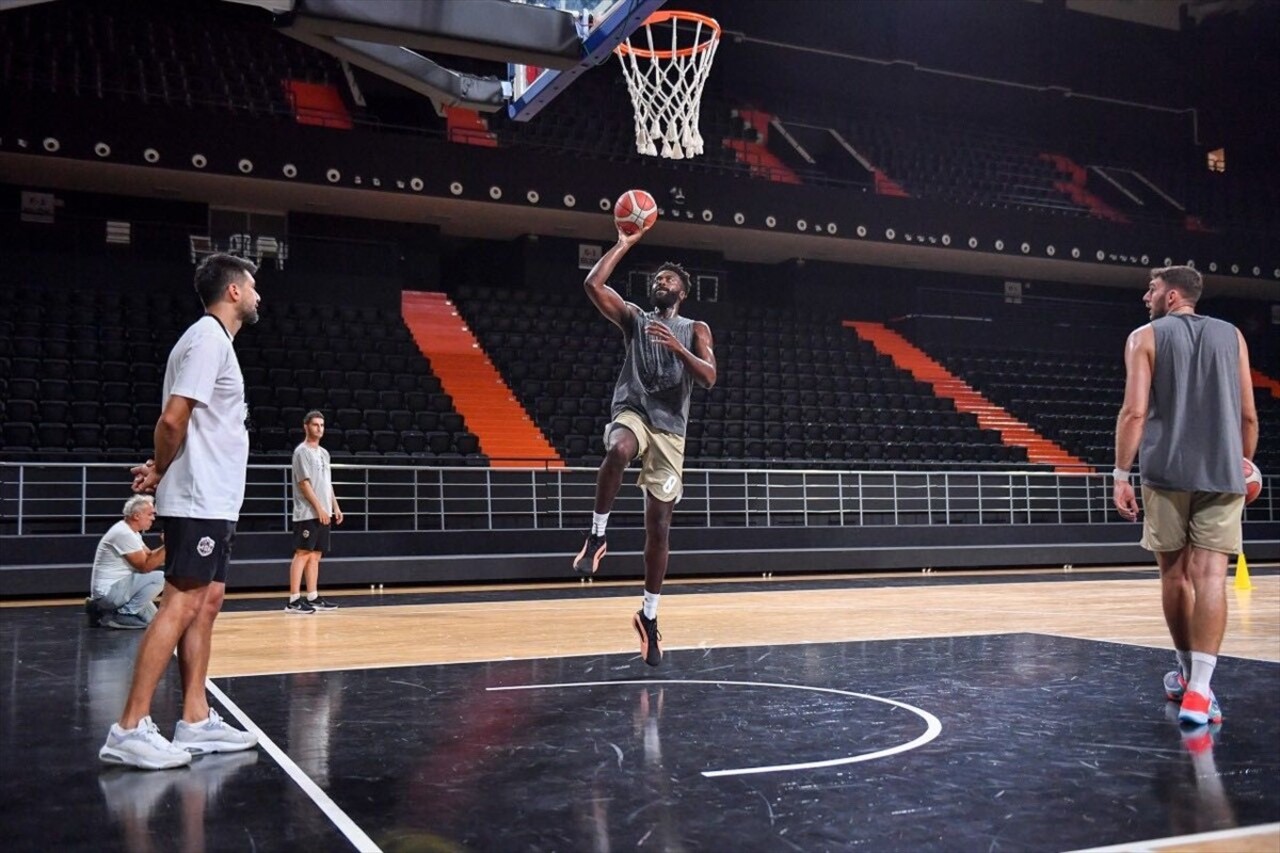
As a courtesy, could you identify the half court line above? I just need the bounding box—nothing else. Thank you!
[206,679,381,852]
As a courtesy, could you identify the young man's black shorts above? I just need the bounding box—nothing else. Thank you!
[293,519,331,554]
[162,517,236,584]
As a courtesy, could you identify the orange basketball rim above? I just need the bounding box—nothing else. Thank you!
[615,10,721,60]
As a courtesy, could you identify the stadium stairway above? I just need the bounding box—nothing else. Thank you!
[845,321,1089,472]
[1252,369,1280,399]
[401,291,562,468]
[724,109,802,184]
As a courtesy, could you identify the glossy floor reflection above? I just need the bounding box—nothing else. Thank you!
[2,608,1276,851]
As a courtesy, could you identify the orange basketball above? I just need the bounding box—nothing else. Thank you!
[1243,458,1262,505]
[614,189,658,235]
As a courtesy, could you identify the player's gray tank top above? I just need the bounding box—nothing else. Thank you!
[611,310,697,436]
[1139,313,1244,493]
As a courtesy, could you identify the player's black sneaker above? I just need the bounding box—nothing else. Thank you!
[310,596,339,611]
[633,610,662,667]
[284,598,315,614]
[572,532,607,576]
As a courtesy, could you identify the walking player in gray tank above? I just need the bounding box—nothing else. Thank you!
[1113,265,1258,728]
[572,220,716,666]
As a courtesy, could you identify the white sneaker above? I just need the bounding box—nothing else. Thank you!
[99,716,193,770]
[172,708,259,755]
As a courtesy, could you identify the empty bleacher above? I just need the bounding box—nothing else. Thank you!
[4,0,1275,237]
[933,341,1279,473]
[0,0,344,116]
[453,285,1030,470]
[0,284,486,465]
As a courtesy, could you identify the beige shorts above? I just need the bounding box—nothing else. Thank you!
[606,409,685,503]
[1140,485,1244,555]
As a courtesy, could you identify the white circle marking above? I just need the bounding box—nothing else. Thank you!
[487,678,943,777]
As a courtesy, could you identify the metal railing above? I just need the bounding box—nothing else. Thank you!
[2,462,1274,538]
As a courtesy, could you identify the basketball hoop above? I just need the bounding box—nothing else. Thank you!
[615,10,720,160]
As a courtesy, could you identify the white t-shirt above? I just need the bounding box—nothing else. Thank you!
[155,315,249,521]
[90,520,145,598]
[292,442,334,522]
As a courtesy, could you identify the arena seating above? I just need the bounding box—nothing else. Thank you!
[837,114,1091,216]
[0,0,343,116]
[453,285,1031,470]
[241,302,485,464]
[0,284,486,465]
[5,0,1274,234]
[933,342,1279,473]
[936,345,1122,466]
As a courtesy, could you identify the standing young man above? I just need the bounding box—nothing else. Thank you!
[572,224,716,666]
[99,253,262,770]
[1113,265,1258,727]
[286,410,343,613]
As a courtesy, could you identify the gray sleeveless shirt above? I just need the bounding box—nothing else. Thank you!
[1139,313,1244,493]
[611,309,697,436]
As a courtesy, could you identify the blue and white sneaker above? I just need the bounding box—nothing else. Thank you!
[1163,669,1187,702]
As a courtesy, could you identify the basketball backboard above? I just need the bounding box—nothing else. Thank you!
[506,0,665,121]
[267,0,663,119]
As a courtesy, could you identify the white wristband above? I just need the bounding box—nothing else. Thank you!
[1112,468,1130,483]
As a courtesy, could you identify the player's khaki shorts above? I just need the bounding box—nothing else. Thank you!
[606,409,685,503]
[1140,485,1244,555]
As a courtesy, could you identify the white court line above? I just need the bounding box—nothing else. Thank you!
[486,678,942,777]
[206,679,381,853]
[1068,821,1280,852]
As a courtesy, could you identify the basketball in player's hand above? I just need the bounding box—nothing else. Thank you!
[614,189,658,235]
[1243,458,1263,505]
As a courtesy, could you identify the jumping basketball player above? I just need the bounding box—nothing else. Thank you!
[572,225,716,666]
[1113,265,1257,727]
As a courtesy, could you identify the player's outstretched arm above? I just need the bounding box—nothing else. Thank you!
[584,226,644,331]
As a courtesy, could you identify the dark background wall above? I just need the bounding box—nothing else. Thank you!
[686,0,1279,163]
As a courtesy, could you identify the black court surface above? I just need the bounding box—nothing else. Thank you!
[1,601,1278,852]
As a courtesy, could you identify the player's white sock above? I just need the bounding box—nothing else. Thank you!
[591,512,610,537]
[1176,649,1193,680]
[1188,652,1217,695]
[642,590,660,620]
[289,593,300,603]
[307,591,319,602]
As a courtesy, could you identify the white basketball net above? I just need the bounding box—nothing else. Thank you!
[615,13,720,160]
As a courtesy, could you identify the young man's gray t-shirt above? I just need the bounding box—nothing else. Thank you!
[291,443,333,522]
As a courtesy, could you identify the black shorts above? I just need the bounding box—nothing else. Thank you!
[162,517,236,585]
[293,519,332,554]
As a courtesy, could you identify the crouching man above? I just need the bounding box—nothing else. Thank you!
[87,495,166,629]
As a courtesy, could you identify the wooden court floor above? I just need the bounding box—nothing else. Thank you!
[3,564,1277,852]
[207,566,1280,678]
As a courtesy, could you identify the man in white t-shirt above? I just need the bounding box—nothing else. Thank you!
[87,494,166,629]
[99,253,262,771]
[285,410,344,614]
